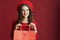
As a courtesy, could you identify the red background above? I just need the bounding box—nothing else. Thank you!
[0,0,60,40]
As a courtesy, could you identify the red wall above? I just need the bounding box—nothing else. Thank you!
[0,0,60,40]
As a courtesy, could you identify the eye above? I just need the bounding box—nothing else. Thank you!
[26,9,29,11]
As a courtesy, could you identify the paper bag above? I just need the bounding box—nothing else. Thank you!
[13,30,36,40]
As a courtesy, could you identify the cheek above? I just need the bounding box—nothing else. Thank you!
[22,11,24,15]
[27,11,29,16]
[22,11,24,14]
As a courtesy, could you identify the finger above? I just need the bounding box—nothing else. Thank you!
[16,23,22,27]
[29,25,34,28]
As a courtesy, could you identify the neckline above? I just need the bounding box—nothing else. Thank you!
[22,22,28,24]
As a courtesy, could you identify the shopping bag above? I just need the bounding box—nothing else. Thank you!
[13,27,36,40]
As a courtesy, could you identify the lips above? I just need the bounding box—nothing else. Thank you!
[24,13,27,16]
[24,13,25,15]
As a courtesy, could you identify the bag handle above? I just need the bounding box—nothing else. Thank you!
[20,25,30,31]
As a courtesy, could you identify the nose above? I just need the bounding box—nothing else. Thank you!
[24,10,27,14]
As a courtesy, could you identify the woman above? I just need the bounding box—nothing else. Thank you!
[15,4,37,33]
[10,0,37,40]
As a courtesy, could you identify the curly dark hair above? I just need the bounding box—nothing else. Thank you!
[16,4,33,24]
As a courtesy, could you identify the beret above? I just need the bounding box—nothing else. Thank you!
[17,0,33,11]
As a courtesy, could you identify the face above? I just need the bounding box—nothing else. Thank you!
[21,5,29,18]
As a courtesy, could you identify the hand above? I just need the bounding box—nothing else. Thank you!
[29,23,35,29]
[15,23,22,30]
[29,22,37,33]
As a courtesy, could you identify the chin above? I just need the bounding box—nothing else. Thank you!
[24,16,28,18]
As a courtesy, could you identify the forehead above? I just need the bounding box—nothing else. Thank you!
[22,5,29,9]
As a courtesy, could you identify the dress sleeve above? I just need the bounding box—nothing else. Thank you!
[33,21,38,40]
[10,20,17,40]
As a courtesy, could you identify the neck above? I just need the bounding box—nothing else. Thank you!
[22,17,28,23]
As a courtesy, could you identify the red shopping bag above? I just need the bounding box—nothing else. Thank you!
[13,27,36,40]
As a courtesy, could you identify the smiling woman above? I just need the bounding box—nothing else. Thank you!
[10,0,37,40]
[17,4,33,24]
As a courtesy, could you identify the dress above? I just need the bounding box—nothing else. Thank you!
[20,23,35,31]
